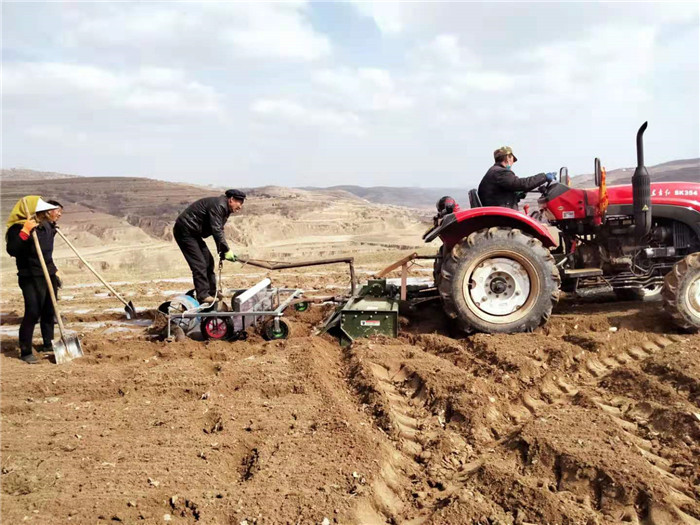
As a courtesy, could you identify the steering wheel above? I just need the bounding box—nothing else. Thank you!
[539,181,553,194]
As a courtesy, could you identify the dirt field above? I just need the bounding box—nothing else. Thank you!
[2,260,699,525]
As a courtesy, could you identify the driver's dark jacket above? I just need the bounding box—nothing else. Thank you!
[174,196,231,254]
[478,164,547,209]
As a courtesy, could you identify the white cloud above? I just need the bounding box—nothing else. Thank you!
[24,125,89,145]
[406,35,519,102]
[3,63,221,117]
[449,71,517,93]
[2,2,697,186]
[251,98,363,135]
[313,67,413,111]
[407,22,658,110]
[519,25,657,104]
[410,34,475,68]
[349,1,404,34]
[60,2,331,63]
[3,62,122,96]
[348,1,698,41]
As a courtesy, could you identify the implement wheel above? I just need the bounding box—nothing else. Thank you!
[262,319,290,341]
[201,317,235,341]
[439,227,560,334]
[663,253,700,332]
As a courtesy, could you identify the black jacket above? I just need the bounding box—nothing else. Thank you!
[174,196,231,254]
[6,221,58,277]
[478,164,547,209]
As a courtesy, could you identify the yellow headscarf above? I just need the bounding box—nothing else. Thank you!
[6,195,41,230]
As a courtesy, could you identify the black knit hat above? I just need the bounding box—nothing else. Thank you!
[225,189,246,201]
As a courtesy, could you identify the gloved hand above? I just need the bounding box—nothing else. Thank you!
[223,251,237,262]
[54,272,63,289]
[21,219,38,237]
[545,172,556,182]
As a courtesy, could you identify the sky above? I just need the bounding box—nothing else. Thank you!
[2,1,699,189]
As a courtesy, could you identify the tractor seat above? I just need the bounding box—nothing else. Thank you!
[468,189,483,208]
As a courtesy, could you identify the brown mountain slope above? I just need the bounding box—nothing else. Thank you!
[1,177,224,239]
[1,176,435,281]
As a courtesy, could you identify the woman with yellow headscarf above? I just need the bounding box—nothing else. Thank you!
[5,196,61,364]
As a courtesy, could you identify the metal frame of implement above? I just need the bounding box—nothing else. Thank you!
[165,284,303,340]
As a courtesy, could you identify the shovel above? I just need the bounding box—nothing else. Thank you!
[55,229,137,319]
[22,199,83,364]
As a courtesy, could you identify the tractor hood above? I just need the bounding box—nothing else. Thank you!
[544,181,700,222]
[606,182,700,211]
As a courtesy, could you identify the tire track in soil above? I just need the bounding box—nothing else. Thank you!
[351,361,429,524]
[459,331,699,524]
[351,330,699,524]
[504,332,700,523]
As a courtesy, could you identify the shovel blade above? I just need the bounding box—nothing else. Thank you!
[125,301,137,320]
[53,335,83,365]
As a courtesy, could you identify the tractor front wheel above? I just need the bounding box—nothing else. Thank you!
[433,245,445,289]
[662,253,700,332]
[439,227,560,334]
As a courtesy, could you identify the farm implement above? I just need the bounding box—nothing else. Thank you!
[159,256,356,342]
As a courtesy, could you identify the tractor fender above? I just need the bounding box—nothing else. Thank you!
[424,206,558,249]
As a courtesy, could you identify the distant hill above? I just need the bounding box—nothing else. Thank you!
[0,176,220,240]
[0,168,80,181]
[570,158,699,187]
[1,176,434,262]
[4,157,696,218]
[300,185,467,210]
[303,158,699,209]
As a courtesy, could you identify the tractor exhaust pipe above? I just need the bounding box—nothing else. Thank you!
[632,121,651,242]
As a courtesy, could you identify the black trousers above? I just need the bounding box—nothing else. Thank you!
[173,223,216,303]
[18,275,57,354]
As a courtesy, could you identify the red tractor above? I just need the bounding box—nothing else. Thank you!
[425,122,700,334]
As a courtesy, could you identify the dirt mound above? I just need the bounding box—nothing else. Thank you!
[2,282,700,524]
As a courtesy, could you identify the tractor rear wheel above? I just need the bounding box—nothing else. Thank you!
[439,227,560,334]
[662,253,700,332]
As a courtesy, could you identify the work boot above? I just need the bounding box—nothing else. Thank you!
[200,296,217,305]
[21,353,39,364]
[37,343,54,353]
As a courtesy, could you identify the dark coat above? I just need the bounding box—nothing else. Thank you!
[6,221,58,277]
[174,196,231,254]
[478,164,547,209]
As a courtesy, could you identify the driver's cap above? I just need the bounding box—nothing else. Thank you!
[494,146,517,163]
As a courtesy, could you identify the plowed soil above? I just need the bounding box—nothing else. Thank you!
[2,268,699,525]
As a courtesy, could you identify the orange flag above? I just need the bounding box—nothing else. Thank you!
[598,167,609,219]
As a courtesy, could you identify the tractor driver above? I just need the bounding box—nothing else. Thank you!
[478,146,555,210]
[173,189,246,305]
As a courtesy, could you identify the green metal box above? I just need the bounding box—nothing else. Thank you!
[338,295,399,346]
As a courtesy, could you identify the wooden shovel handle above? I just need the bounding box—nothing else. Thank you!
[55,229,130,308]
